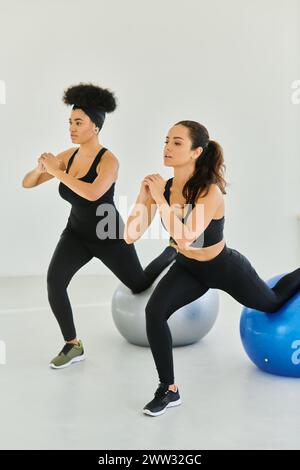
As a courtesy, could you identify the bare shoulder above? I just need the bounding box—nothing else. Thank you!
[209,183,223,198]
[97,148,120,172]
[102,149,119,165]
[55,147,78,170]
[197,183,223,201]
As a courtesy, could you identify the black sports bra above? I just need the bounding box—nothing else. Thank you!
[162,178,225,248]
[58,147,115,207]
[58,147,124,243]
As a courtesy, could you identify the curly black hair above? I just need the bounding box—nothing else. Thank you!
[62,82,117,112]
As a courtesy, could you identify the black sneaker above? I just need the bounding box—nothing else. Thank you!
[143,383,181,417]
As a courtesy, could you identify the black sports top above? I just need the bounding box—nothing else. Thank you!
[162,178,224,248]
[58,147,124,242]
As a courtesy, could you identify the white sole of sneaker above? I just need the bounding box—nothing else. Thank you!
[143,398,182,417]
[49,354,86,369]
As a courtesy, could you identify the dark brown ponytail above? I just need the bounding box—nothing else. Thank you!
[175,120,227,204]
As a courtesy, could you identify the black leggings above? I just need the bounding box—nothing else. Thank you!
[47,227,177,341]
[145,244,300,385]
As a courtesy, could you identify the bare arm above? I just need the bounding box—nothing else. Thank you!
[22,163,52,188]
[22,148,74,188]
[46,151,119,201]
[124,180,158,244]
[89,152,119,200]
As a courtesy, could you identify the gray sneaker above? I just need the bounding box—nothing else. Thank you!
[49,340,85,369]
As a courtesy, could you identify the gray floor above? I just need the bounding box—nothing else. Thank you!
[0,275,299,450]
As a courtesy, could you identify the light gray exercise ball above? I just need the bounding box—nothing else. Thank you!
[111,265,219,347]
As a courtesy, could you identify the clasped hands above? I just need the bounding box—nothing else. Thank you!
[142,174,166,202]
[38,153,63,175]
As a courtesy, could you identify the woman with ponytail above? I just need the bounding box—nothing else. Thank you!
[22,83,176,369]
[125,120,300,416]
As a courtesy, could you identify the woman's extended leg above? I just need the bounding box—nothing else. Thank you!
[91,239,177,294]
[179,247,300,314]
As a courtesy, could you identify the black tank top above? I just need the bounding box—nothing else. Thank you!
[58,147,124,242]
[162,178,224,248]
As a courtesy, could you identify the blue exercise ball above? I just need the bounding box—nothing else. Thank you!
[240,273,300,377]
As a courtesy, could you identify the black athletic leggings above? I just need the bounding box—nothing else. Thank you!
[47,227,177,341]
[145,244,300,385]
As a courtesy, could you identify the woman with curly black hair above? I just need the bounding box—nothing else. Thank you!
[22,83,176,369]
[125,120,300,416]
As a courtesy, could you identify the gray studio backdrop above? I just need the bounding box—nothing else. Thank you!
[0,0,299,276]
